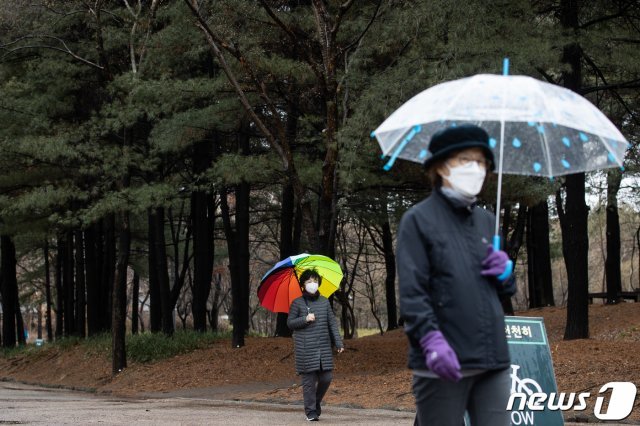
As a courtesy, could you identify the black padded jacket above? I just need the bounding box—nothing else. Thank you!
[288,294,343,374]
[397,189,516,371]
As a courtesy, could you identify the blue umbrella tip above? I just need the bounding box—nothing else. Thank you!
[370,131,376,138]
[382,163,392,171]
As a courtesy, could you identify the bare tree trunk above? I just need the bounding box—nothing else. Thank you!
[102,216,116,332]
[222,183,251,348]
[15,298,25,346]
[75,230,86,338]
[527,200,555,308]
[84,226,101,336]
[112,125,133,375]
[381,219,398,331]
[43,240,54,341]
[148,209,161,333]
[558,177,590,339]
[63,230,76,336]
[276,182,296,338]
[221,122,252,348]
[112,212,130,375]
[208,272,222,332]
[152,207,173,336]
[560,0,589,340]
[606,169,623,303]
[191,140,215,332]
[1,235,18,347]
[131,271,140,335]
[55,235,64,339]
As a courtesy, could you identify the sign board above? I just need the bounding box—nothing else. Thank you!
[505,316,563,426]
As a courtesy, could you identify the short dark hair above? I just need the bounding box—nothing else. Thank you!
[298,269,322,287]
[426,158,445,188]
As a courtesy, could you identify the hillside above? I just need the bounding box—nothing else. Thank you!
[1,303,639,422]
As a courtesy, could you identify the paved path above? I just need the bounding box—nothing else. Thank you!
[0,382,413,425]
[0,381,635,425]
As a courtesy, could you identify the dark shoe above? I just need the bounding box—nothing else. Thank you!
[306,414,319,421]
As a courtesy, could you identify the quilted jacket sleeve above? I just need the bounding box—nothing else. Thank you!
[327,301,343,349]
[397,210,440,343]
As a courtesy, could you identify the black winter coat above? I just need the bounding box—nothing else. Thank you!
[397,189,516,371]
[288,294,343,374]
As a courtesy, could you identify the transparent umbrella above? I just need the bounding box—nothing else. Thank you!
[372,59,629,247]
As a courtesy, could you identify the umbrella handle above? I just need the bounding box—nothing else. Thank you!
[493,235,501,250]
[493,235,513,281]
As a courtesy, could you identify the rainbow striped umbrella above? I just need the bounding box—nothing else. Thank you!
[257,253,343,313]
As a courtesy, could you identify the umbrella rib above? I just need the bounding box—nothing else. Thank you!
[597,134,624,168]
[383,125,421,170]
[537,86,557,178]
[539,121,554,178]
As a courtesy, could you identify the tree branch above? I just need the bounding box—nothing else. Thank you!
[535,67,557,84]
[257,1,323,82]
[580,80,640,95]
[183,0,288,169]
[0,35,103,69]
[364,222,384,254]
[331,0,355,35]
[581,52,640,124]
[579,2,635,29]
[342,0,382,54]
[257,0,296,41]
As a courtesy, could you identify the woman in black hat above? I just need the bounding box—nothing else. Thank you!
[397,124,516,426]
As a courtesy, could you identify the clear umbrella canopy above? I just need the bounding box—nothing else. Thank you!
[373,74,629,177]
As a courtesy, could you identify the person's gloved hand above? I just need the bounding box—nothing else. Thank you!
[481,245,513,281]
[419,331,462,382]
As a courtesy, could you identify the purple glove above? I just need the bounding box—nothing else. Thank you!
[481,245,510,277]
[419,331,462,382]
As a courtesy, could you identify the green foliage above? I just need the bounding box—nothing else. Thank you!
[0,331,232,364]
[126,330,231,363]
[0,0,639,344]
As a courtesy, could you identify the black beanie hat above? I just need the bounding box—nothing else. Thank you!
[423,124,495,171]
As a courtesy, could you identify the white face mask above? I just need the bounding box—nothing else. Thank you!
[443,161,486,197]
[304,280,319,294]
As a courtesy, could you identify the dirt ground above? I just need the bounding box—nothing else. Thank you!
[1,303,640,423]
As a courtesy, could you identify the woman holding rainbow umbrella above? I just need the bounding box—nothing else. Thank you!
[258,253,344,422]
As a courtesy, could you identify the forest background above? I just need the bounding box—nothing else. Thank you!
[0,0,639,376]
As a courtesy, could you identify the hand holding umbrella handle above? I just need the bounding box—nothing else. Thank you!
[306,313,316,322]
[488,236,513,281]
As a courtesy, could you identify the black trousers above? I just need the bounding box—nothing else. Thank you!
[413,368,511,426]
[301,369,333,417]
